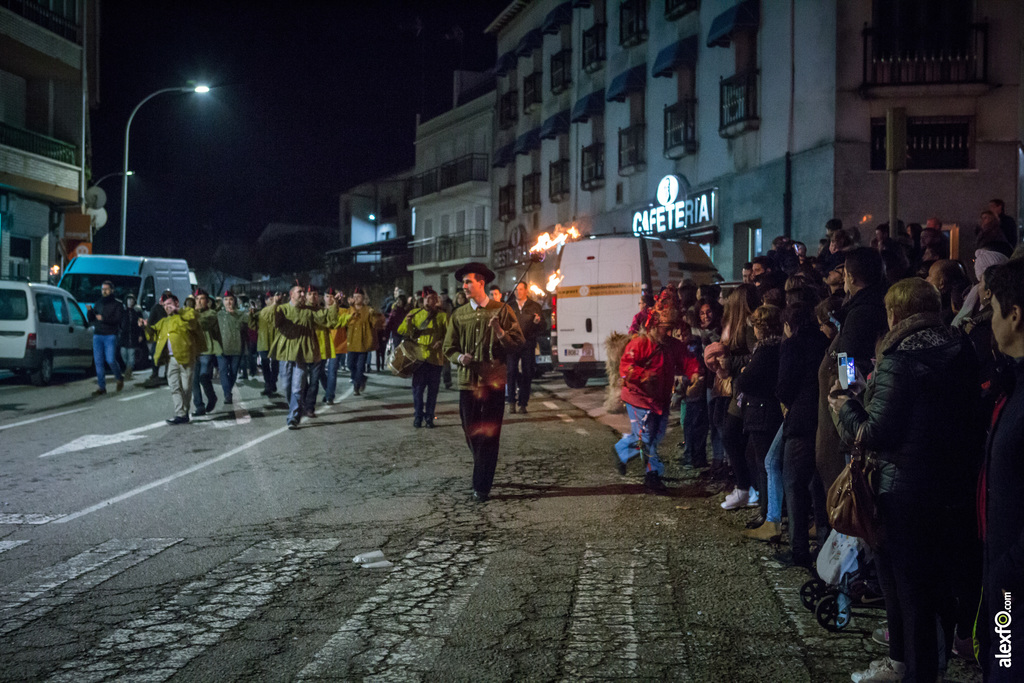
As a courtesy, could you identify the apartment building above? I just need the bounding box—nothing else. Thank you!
[484,0,1022,281]
[0,0,97,281]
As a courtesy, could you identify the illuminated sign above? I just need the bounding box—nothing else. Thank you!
[632,176,718,237]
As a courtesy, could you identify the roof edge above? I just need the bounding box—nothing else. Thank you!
[485,0,533,35]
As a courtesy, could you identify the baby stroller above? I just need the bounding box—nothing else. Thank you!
[800,529,885,632]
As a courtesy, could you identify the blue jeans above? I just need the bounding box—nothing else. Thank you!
[764,424,785,523]
[192,355,217,408]
[412,362,442,421]
[280,360,309,425]
[217,355,240,402]
[322,355,341,402]
[92,334,122,390]
[615,404,670,475]
[348,351,368,389]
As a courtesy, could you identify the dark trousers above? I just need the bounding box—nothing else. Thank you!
[303,360,324,413]
[723,413,751,489]
[782,435,829,562]
[412,362,442,421]
[747,429,774,519]
[348,352,368,389]
[459,386,506,495]
[682,397,709,466]
[505,344,536,407]
[259,351,278,393]
[192,354,217,408]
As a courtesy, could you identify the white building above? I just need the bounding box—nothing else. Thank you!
[408,75,495,294]
[484,0,1022,281]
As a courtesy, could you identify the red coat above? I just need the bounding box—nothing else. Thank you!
[620,334,699,414]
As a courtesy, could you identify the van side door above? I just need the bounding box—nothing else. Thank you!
[66,298,94,368]
[34,292,66,366]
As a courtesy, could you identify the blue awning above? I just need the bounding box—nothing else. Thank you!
[515,29,544,57]
[491,142,515,168]
[539,110,571,140]
[541,2,573,35]
[513,128,542,156]
[652,35,699,78]
[495,51,516,76]
[707,0,760,48]
[606,64,647,102]
[570,89,605,122]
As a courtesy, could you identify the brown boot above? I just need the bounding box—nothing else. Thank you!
[741,520,781,542]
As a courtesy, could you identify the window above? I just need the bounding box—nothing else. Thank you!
[719,70,759,136]
[664,98,697,156]
[550,49,572,94]
[36,293,68,324]
[665,0,698,20]
[619,0,648,48]
[68,299,86,326]
[61,274,142,305]
[618,124,646,174]
[581,143,605,191]
[582,24,607,73]
[10,235,31,260]
[499,90,519,130]
[522,173,541,212]
[499,184,517,222]
[0,289,28,321]
[523,72,542,113]
[549,159,570,202]
[870,116,972,170]
[141,276,156,311]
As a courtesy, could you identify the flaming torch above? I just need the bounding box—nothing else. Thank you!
[529,284,546,298]
[546,269,563,293]
[529,223,581,261]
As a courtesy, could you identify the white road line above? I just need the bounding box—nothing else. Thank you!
[0,538,181,637]
[39,421,167,458]
[0,514,64,525]
[46,538,340,683]
[232,400,251,425]
[544,400,560,410]
[297,539,491,680]
[557,413,574,423]
[118,391,154,402]
[55,426,290,524]
[0,408,90,432]
[575,428,589,436]
[0,540,29,553]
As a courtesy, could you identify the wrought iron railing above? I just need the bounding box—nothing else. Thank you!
[619,0,648,47]
[862,23,988,86]
[719,70,758,133]
[549,159,570,202]
[411,154,488,199]
[581,142,605,190]
[523,72,542,112]
[618,124,646,173]
[550,49,572,94]
[582,24,607,73]
[870,117,972,170]
[522,172,541,212]
[0,0,79,42]
[0,121,78,165]
[437,230,488,262]
[665,0,699,21]
[499,90,519,130]
[664,98,697,156]
[499,184,516,221]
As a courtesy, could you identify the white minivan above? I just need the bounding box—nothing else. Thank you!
[59,255,192,314]
[0,281,94,385]
[552,236,722,388]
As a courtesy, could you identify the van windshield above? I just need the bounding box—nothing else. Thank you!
[61,274,141,305]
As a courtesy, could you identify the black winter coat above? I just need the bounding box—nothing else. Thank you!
[837,313,982,500]
[836,282,888,378]
[735,336,784,434]
[87,295,124,336]
[777,327,830,437]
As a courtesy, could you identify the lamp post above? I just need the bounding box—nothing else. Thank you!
[93,170,133,187]
[120,85,210,256]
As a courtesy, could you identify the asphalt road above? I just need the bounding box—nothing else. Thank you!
[0,366,983,681]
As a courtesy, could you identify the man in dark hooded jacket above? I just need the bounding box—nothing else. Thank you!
[87,280,125,395]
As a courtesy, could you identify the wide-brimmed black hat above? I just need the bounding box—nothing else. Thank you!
[454,262,495,284]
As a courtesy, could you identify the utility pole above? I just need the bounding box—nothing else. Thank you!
[886,108,906,238]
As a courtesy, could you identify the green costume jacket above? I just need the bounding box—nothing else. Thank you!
[398,307,450,366]
[195,308,221,356]
[143,308,203,366]
[271,303,340,363]
[443,299,524,390]
[217,310,248,356]
[253,306,278,354]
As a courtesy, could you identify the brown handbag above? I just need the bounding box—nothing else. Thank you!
[826,426,881,547]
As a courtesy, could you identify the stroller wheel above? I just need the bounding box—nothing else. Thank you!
[799,578,827,611]
[815,594,851,632]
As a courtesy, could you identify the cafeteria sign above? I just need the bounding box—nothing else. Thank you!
[632,176,718,237]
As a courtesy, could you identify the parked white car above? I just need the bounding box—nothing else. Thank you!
[0,281,94,385]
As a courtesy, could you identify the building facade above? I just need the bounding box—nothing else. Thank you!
[408,82,494,294]
[0,0,97,281]
[485,0,1023,281]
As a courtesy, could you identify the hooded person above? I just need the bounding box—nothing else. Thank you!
[952,248,1010,329]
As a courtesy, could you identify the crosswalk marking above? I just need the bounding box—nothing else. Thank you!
[296,538,491,680]
[544,401,559,410]
[0,538,181,637]
[556,413,574,423]
[46,538,340,683]
[0,514,64,525]
[0,540,28,554]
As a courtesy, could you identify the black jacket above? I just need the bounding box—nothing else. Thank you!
[838,313,981,499]
[509,297,544,342]
[88,295,124,336]
[777,327,830,437]
[119,306,144,347]
[735,336,783,434]
[836,282,888,377]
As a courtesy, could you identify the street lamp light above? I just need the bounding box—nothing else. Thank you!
[93,170,133,187]
[120,84,210,256]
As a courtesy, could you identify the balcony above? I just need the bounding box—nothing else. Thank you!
[0,0,80,42]
[550,49,572,95]
[619,0,648,48]
[499,184,516,222]
[581,142,605,191]
[549,159,570,202]
[719,69,759,137]
[618,124,646,176]
[499,90,519,130]
[410,154,488,199]
[522,172,541,212]
[438,230,488,262]
[0,121,77,165]
[862,23,988,89]
[665,0,699,21]
[582,24,607,74]
[0,121,80,202]
[664,98,697,158]
[523,72,543,114]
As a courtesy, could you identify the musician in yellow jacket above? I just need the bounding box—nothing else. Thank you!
[140,294,203,425]
[397,289,449,428]
[338,288,383,395]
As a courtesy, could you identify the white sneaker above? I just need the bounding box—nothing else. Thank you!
[851,657,906,682]
[721,487,750,510]
[747,487,760,507]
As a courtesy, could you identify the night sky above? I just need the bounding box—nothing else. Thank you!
[90,0,507,268]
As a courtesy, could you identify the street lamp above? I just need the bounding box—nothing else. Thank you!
[93,170,133,187]
[120,85,210,255]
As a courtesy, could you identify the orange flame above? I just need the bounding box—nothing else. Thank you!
[529,284,545,297]
[546,269,563,292]
[860,214,873,225]
[529,223,581,255]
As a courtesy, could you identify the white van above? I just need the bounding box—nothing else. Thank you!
[59,255,192,315]
[0,281,94,385]
[552,236,722,388]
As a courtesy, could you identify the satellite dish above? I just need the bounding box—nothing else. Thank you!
[86,207,108,229]
[85,186,107,209]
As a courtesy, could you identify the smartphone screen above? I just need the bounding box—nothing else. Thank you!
[838,353,854,389]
